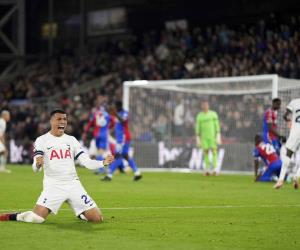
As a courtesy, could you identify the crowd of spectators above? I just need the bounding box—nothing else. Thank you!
[1,13,300,161]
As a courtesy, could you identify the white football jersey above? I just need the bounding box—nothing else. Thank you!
[0,118,6,137]
[287,98,300,129]
[34,132,99,183]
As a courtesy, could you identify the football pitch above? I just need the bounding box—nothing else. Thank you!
[1,165,300,250]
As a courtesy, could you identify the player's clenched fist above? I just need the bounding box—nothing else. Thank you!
[103,155,114,166]
[36,156,44,168]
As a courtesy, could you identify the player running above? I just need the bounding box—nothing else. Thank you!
[195,100,221,176]
[82,96,111,174]
[0,110,11,173]
[263,98,284,155]
[101,101,142,181]
[0,109,114,223]
[253,134,282,182]
[274,98,300,189]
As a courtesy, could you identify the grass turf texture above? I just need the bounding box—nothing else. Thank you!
[1,165,300,250]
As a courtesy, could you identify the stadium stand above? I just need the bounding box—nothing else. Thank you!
[1,13,300,162]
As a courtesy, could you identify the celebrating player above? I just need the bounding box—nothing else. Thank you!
[274,98,300,189]
[263,98,284,155]
[82,95,111,174]
[253,134,282,182]
[195,100,221,176]
[102,101,142,181]
[0,110,11,173]
[0,109,114,223]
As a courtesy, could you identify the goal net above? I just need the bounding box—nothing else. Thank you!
[123,74,300,172]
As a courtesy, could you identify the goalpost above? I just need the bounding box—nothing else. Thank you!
[123,74,300,172]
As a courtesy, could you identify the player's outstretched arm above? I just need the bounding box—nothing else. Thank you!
[103,155,114,166]
[76,152,114,170]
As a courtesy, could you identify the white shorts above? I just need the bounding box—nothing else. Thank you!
[286,128,300,152]
[36,179,98,216]
[0,141,5,153]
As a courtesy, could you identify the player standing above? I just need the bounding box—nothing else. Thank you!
[0,110,11,173]
[82,97,111,174]
[195,100,221,176]
[274,98,300,189]
[102,101,142,181]
[253,134,281,182]
[0,110,114,223]
[263,98,284,155]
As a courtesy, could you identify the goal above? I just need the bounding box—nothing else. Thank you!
[123,74,300,172]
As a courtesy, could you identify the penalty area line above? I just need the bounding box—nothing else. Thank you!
[1,204,300,212]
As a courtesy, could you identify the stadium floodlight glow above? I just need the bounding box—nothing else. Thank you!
[123,74,300,172]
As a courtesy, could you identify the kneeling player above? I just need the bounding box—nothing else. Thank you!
[0,110,114,223]
[253,134,282,182]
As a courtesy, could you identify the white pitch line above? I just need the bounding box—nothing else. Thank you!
[1,204,300,212]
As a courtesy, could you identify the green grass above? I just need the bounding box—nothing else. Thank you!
[1,165,300,250]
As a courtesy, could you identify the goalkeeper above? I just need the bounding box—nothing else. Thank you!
[195,100,221,175]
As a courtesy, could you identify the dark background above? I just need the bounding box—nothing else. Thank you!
[2,0,299,55]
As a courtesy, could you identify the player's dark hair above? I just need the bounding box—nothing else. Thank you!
[115,101,123,110]
[201,97,209,103]
[50,109,67,118]
[254,134,262,142]
[272,98,281,103]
